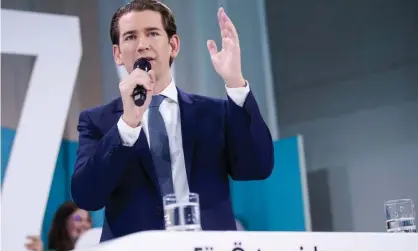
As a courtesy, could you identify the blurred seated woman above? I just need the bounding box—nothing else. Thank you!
[25,201,92,251]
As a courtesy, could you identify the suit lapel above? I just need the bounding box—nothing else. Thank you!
[113,98,161,195]
[177,88,196,184]
[135,130,161,195]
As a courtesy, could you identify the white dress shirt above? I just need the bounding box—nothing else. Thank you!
[117,79,250,200]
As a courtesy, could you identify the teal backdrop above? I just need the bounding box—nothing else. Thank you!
[230,136,310,231]
[1,127,309,245]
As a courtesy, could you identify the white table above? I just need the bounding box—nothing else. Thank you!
[77,231,417,251]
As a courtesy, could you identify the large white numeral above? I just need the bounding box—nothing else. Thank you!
[1,9,82,251]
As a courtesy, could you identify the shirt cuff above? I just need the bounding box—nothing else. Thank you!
[225,81,250,107]
[117,116,142,147]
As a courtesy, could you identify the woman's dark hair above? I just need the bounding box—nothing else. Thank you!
[47,201,79,251]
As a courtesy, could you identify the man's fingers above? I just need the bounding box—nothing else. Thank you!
[225,19,239,43]
[131,69,152,91]
[135,79,151,92]
[207,40,218,56]
[148,70,156,93]
[218,8,226,38]
[132,67,148,76]
[219,8,238,43]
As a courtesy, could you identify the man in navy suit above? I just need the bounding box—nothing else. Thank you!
[71,0,274,242]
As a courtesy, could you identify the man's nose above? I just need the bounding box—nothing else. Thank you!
[137,36,150,51]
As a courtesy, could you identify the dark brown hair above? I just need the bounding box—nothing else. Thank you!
[110,0,177,66]
[47,201,88,251]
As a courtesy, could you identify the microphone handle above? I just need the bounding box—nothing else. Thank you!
[132,85,147,106]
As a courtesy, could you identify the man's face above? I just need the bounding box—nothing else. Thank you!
[113,10,179,79]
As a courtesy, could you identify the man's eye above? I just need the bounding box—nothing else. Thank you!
[126,35,136,40]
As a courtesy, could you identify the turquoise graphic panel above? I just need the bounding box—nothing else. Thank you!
[230,135,309,231]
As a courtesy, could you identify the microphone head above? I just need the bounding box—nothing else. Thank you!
[133,58,151,72]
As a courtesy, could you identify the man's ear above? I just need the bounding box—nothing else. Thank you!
[113,44,123,66]
[169,34,180,60]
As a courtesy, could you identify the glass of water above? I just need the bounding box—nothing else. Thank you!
[385,199,416,233]
[163,192,201,231]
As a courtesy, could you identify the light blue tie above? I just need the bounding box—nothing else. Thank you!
[148,95,174,196]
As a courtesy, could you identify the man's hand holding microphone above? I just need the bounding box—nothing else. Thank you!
[119,59,154,128]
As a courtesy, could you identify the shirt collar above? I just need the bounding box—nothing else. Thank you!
[157,78,178,103]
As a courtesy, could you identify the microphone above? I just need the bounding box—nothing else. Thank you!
[132,58,152,106]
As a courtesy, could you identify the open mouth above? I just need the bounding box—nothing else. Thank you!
[142,57,155,61]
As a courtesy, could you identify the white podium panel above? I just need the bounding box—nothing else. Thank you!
[76,231,417,251]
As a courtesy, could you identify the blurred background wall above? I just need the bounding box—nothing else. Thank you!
[266,0,418,231]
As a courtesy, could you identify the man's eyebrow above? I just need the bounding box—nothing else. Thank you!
[122,30,136,37]
[122,27,162,37]
[144,27,162,32]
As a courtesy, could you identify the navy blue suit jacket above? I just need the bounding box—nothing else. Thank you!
[71,88,274,242]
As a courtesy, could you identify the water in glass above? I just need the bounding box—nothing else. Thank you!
[385,199,416,233]
[163,193,201,231]
[386,217,416,233]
